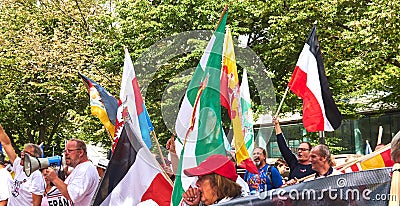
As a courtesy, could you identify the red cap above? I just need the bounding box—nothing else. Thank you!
[184,154,238,181]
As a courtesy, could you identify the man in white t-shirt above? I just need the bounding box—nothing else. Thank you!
[0,152,13,205]
[0,125,45,206]
[45,139,98,206]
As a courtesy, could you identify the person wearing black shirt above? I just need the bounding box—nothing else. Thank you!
[273,116,316,183]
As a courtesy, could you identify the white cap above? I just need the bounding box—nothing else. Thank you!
[97,158,109,170]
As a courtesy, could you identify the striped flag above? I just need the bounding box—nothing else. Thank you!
[221,27,258,174]
[79,72,118,137]
[115,48,154,149]
[172,9,228,206]
[339,144,394,173]
[92,121,172,206]
[288,24,342,132]
[240,69,255,156]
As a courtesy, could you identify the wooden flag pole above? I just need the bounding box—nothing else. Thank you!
[150,130,174,186]
[274,86,289,118]
[336,144,391,172]
[215,4,229,30]
[151,130,167,167]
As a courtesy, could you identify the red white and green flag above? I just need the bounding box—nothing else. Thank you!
[172,10,228,206]
[240,69,255,156]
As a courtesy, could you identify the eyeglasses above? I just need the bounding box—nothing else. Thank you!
[63,148,82,154]
[298,148,309,152]
[21,150,34,157]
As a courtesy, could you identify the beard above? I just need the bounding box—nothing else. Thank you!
[255,161,260,166]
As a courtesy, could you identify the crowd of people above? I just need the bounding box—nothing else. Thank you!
[0,125,107,206]
[0,117,399,206]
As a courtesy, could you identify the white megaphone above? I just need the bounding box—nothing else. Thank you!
[23,154,61,177]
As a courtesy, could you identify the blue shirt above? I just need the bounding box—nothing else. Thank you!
[244,164,283,194]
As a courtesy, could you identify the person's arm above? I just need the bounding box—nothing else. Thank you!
[45,168,71,201]
[271,167,283,188]
[0,125,17,164]
[0,200,7,206]
[32,193,43,206]
[166,136,179,173]
[273,117,298,168]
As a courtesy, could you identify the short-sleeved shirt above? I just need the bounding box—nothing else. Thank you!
[244,164,283,194]
[0,167,13,201]
[65,161,99,206]
[8,157,45,206]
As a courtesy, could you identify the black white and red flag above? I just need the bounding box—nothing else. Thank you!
[91,120,172,206]
[288,24,342,132]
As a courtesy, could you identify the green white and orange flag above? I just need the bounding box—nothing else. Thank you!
[240,69,255,156]
[172,9,228,206]
[221,27,258,174]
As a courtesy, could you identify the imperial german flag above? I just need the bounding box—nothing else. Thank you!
[221,27,258,174]
[288,24,342,132]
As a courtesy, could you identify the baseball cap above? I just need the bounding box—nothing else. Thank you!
[184,154,238,181]
[96,158,109,170]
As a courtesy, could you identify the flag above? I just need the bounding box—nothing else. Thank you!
[172,9,228,206]
[115,48,154,149]
[92,121,172,206]
[221,27,258,174]
[240,69,255,156]
[288,24,342,132]
[339,144,394,173]
[79,72,118,137]
[365,140,372,155]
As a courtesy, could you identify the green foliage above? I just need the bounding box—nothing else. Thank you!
[0,0,398,154]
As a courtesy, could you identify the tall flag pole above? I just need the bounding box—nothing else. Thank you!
[221,27,258,174]
[240,69,255,156]
[116,48,153,149]
[78,72,118,140]
[287,23,342,132]
[172,5,228,206]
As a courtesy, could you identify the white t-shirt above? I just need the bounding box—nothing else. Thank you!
[8,157,45,206]
[42,186,73,206]
[65,161,99,206]
[0,167,13,201]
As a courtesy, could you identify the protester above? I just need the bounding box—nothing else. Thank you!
[390,132,400,163]
[41,168,72,206]
[307,144,341,181]
[0,152,12,206]
[0,125,45,206]
[166,134,179,174]
[273,116,316,182]
[274,158,289,182]
[44,139,98,206]
[182,154,242,205]
[96,158,109,180]
[244,147,283,194]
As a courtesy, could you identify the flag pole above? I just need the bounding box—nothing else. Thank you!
[150,131,174,186]
[104,126,115,143]
[150,130,167,168]
[274,86,289,117]
[336,144,391,172]
[215,4,229,30]
[377,126,383,145]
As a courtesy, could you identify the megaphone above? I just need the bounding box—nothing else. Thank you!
[23,154,61,177]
